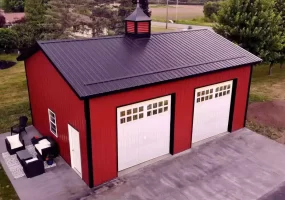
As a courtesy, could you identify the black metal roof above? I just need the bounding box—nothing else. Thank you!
[18,29,262,99]
[125,6,151,21]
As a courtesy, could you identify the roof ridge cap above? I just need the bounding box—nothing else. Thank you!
[38,35,125,44]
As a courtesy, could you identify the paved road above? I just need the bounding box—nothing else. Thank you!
[152,21,214,31]
[84,128,285,200]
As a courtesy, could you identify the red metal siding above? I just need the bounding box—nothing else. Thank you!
[89,65,251,186]
[25,51,89,185]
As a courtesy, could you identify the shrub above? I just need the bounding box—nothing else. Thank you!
[11,23,36,50]
[0,28,19,51]
[203,1,221,22]
[0,14,5,28]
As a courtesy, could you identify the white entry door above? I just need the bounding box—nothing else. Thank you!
[192,80,233,143]
[68,124,82,178]
[117,95,171,171]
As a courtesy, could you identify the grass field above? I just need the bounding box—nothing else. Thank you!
[0,164,18,200]
[250,63,285,103]
[151,4,204,21]
[152,26,176,32]
[247,63,285,140]
[150,4,213,26]
[0,54,31,133]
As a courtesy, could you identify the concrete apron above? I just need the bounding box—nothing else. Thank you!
[119,131,229,177]
[85,128,285,200]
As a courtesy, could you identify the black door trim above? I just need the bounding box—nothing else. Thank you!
[84,99,94,188]
[228,79,237,132]
[170,94,176,155]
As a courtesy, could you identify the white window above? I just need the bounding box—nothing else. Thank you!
[48,109,57,137]
[120,106,144,124]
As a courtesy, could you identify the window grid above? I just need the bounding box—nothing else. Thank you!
[120,106,144,124]
[147,100,169,117]
[196,88,214,103]
[215,84,231,98]
[48,109,57,137]
[196,83,232,103]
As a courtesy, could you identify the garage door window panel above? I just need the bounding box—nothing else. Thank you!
[215,83,232,99]
[196,88,214,103]
[192,80,233,143]
[120,106,144,124]
[117,95,171,171]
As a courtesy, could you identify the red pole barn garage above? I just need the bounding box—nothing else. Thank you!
[18,6,261,188]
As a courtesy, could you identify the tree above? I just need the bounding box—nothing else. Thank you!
[0,14,5,28]
[24,0,47,45]
[0,28,18,51]
[72,0,117,37]
[116,0,136,34]
[214,0,285,75]
[139,0,151,17]
[203,1,221,22]
[25,0,46,24]
[3,0,25,12]
[42,0,77,40]
[11,23,36,50]
[274,0,285,68]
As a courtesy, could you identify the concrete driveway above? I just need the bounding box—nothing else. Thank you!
[84,128,285,200]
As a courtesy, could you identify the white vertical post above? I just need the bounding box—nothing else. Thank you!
[166,0,169,29]
[175,0,178,23]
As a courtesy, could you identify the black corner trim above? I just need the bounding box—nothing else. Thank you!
[84,99,94,188]
[170,94,176,155]
[243,65,253,127]
[228,79,237,132]
[24,61,34,124]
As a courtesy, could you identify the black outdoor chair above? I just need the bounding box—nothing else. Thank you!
[11,116,28,136]
[22,154,45,178]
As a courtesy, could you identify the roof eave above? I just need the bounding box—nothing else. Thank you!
[17,43,41,61]
[82,60,262,99]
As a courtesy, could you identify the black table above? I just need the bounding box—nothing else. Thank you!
[16,150,33,166]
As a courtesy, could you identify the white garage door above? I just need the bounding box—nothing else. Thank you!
[192,80,233,143]
[117,95,171,171]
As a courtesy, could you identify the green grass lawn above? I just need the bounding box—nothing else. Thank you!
[152,17,215,27]
[151,4,211,26]
[0,54,25,200]
[152,26,176,32]
[250,63,285,103]
[0,164,19,200]
[0,54,31,134]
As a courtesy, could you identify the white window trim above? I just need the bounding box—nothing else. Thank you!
[48,109,58,137]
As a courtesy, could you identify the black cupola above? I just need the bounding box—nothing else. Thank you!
[125,1,151,38]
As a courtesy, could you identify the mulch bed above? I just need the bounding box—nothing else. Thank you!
[0,60,16,70]
[247,100,285,129]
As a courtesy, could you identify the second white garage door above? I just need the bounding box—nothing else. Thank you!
[117,95,171,171]
[192,80,233,143]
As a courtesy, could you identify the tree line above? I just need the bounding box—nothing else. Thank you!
[0,0,151,51]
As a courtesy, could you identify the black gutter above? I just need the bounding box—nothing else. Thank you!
[84,99,94,188]
[24,61,34,124]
